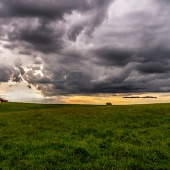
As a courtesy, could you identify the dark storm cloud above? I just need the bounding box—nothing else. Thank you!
[23,70,52,85]
[67,0,113,39]
[136,62,170,74]
[14,58,25,75]
[52,70,92,94]
[0,0,112,20]
[138,46,170,64]
[0,0,113,54]
[91,83,142,94]
[0,65,14,82]
[19,25,63,53]
[1,0,170,95]
[0,0,80,19]
[18,50,32,56]
[6,21,64,53]
[3,43,18,50]
[0,64,22,82]
[17,67,25,75]
[68,24,84,41]
[92,46,134,66]
[35,69,92,96]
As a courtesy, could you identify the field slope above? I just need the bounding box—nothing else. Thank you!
[0,103,170,170]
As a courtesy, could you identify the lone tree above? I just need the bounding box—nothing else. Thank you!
[106,102,112,106]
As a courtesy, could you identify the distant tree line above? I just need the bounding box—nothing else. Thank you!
[123,96,157,98]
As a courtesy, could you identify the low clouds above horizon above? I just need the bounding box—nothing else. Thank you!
[1,0,170,97]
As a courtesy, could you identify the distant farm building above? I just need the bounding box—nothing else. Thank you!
[106,102,112,106]
[0,98,8,102]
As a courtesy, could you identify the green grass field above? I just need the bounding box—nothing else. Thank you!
[0,102,170,170]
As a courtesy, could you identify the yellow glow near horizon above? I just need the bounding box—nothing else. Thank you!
[1,82,170,105]
[62,93,170,105]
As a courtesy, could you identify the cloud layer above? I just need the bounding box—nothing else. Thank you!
[1,0,170,96]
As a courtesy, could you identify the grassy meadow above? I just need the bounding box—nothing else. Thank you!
[0,102,170,169]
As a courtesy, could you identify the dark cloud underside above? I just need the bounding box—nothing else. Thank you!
[1,0,170,96]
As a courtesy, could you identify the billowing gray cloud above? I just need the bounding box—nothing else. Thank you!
[68,24,84,41]
[136,62,170,74]
[0,64,22,82]
[3,43,18,50]
[14,58,25,75]
[1,0,113,54]
[0,0,82,19]
[23,69,52,85]
[1,0,170,96]
[0,0,113,20]
[91,46,135,66]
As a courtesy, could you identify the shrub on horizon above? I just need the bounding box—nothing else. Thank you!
[106,102,112,106]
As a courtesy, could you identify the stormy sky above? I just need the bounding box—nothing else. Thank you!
[0,0,170,104]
